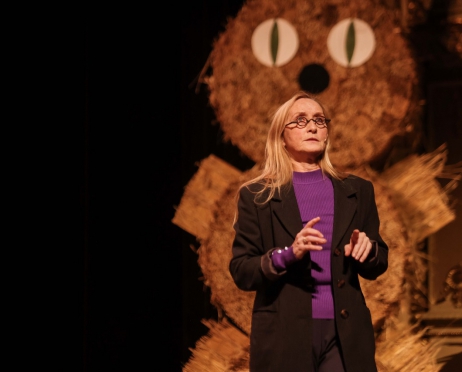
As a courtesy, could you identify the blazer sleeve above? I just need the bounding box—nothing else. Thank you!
[229,185,282,291]
[354,178,388,280]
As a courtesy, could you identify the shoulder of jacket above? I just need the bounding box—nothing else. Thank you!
[344,174,371,185]
[241,182,265,194]
[336,175,373,197]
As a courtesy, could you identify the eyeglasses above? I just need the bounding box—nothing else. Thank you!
[285,116,331,129]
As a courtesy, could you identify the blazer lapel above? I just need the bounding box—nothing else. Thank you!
[269,178,358,247]
[331,177,358,249]
[271,185,303,239]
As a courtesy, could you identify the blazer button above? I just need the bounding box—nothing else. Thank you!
[340,309,349,319]
[333,248,341,256]
[337,279,345,288]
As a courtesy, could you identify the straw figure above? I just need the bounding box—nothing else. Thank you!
[174,0,462,370]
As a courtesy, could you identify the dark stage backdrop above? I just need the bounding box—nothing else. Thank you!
[84,1,461,372]
[84,1,247,372]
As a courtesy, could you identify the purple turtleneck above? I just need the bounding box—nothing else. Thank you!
[293,169,334,319]
[271,169,335,319]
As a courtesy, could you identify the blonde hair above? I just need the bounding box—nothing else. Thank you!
[237,91,345,209]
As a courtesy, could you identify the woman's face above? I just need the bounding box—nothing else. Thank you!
[282,98,328,164]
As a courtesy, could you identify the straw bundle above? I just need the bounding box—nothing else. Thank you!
[379,144,460,244]
[197,166,259,334]
[375,317,444,372]
[182,318,250,372]
[172,155,242,241]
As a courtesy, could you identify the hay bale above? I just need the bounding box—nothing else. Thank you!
[380,145,459,244]
[172,155,242,241]
[183,318,250,372]
[375,317,444,372]
[197,166,260,334]
[205,0,420,168]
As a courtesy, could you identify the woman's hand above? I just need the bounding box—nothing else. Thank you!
[292,217,327,259]
[344,229,372,262]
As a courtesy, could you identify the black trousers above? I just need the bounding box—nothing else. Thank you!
[312,319,346,372]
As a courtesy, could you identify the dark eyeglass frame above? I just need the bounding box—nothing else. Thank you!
[284,116,331,129]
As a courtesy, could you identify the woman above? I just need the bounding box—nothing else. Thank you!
[229,91,388,372]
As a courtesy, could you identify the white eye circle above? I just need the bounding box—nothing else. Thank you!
[251,18,299,67]
[327,18,376,68]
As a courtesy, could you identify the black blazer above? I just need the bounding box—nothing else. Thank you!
[229,174,388,372]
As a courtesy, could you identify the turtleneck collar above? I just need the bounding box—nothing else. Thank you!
[293,168,325,184]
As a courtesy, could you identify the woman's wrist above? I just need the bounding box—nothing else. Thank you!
[271,246,297,271]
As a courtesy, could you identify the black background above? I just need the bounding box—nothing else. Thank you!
[83,1,461,371]
[84,1,248,371]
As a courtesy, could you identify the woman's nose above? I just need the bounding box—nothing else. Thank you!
[306,123,317,132]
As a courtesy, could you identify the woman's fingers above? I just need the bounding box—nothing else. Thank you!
[346,229,371,261]
[293,219,326,258]
[301,217,325,240]
[301,236,324,249]
[304,216,321,229]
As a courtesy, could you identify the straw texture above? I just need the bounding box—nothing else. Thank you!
[174,0,462,370]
